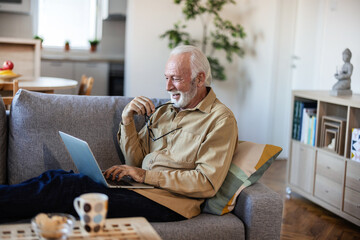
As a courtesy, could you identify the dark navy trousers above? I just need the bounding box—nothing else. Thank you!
[0,170,185,223]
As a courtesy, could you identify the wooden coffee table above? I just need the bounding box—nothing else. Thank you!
[0,217,162,240]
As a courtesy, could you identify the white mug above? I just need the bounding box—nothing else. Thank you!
[73,193,108,233]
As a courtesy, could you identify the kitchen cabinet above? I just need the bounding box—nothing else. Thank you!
[103,0,127,20]
[41,60,109,96]
[74,62,109,96]
[41,61,74,79]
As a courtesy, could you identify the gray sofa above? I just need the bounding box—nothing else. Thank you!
[0,90,283,240]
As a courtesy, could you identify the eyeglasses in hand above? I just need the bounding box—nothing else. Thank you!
[145,103,182,141]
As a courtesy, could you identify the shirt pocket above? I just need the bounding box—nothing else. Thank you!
[149,127,167,152]
[169,129,202,164]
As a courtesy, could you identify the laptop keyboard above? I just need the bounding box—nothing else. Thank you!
[106,178,132,186]
[105,175,133,186]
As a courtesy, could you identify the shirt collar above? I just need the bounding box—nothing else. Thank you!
[196,87,216,113]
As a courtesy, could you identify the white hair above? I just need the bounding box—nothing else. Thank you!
[170,45,212,86]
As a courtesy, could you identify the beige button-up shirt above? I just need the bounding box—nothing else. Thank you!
[118,88,238,218]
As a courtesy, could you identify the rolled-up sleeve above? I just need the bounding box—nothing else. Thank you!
[118,120,148,167]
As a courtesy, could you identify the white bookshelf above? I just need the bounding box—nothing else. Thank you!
[287,90,360,226]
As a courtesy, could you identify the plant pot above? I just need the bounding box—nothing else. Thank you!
[64,43,70,51]
[90,44,97,52]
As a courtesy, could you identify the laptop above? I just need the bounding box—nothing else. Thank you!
[59,131,154,189]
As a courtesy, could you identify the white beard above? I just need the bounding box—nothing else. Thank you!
[168,83,197,108]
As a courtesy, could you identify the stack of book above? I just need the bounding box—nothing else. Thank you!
[292,100,317,146]
[320,115,346,155]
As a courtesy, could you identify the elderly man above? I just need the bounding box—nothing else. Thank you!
[0,45,238,223]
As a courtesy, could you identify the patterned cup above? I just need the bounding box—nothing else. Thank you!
[73,193,108,233]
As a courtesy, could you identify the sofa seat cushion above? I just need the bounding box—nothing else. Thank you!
[7,90,167,185]
[151,213,245,240]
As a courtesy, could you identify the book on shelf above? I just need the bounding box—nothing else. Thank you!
[292,100,301,140]
[301,108,317,145]
[311,116,316,146]
[306,115,317,146]
[292,100,317,144]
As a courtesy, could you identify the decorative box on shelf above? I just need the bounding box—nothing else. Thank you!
[351,128,360,162]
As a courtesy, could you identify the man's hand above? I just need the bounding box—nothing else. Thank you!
[122,96,155,125]
[103,165,146,183]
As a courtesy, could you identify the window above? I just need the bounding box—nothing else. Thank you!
[37,0,102,49]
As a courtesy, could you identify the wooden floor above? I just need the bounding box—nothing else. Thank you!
[259,160,360,240]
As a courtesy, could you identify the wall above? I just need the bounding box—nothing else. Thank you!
[101,20,126,56]
[125,0,281,151]
[269,0,297,158]
[0,12,33,38]
[124,1,180,99]
[315,0,360,92]
[229,0,279,145]
[290,0,360,93]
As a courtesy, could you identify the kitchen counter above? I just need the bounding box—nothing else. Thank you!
[41,50,124,96]
[41,51,124,63]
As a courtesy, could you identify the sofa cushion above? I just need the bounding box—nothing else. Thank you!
[7,90,167,185]
[0,99,7,184]
[202,141,282,215]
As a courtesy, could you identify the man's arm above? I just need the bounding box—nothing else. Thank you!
[104,96,154,181]
[119,96,155,166]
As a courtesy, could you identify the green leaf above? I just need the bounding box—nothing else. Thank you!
[160,0,246,81]
[208,56,226,81]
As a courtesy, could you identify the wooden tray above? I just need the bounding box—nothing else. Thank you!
[0,217,162,240]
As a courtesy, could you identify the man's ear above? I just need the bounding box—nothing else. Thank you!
[196,72,206,87]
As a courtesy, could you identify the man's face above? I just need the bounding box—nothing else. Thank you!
[165,53,198,109]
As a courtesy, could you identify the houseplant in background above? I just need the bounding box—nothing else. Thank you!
[33,35,44,49]
[89,39,100,52]
[160,0,246,81]
[64,40,70,51]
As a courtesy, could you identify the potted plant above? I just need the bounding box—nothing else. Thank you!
[89,39,100,52]
[64,40,70,51]
[33,35,44,49]
[160,0,246,81]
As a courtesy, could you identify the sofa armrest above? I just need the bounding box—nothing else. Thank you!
[233,182,283,240]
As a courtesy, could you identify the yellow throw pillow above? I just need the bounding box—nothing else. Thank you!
[202,141,282,215]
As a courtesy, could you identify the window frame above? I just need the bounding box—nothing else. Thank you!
[33,0,103,51]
